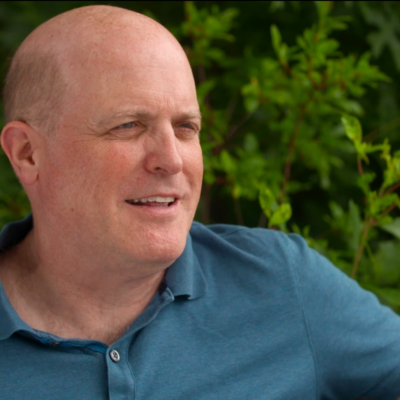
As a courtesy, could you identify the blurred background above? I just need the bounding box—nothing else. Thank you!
[1,1,400,310]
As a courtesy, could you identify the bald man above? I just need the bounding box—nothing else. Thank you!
[0,5,399,400]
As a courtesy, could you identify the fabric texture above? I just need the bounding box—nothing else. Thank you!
[0,214,399,399]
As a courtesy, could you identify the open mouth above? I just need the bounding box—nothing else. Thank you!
[125,196,176,208]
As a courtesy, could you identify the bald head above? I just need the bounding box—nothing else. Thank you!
[3,5,191,135]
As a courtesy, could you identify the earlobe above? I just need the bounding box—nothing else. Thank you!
[0,121,40,185]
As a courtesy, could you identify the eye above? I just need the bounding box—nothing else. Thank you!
[175,122,200,141]
[107,121,144,140]
[179,122,197,130]
[115,121,137,130]
[177,122,200,136]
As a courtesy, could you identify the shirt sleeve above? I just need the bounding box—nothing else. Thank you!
[288,234,400,400]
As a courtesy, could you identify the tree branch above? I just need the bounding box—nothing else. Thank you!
[357,157,364,175]
[213,112,253,156]
[382,181,400,197]
[225,91,239,124]
[258,212,267,228]
[381,202,398,217]
[356,201,399,275]
[201,183,211,225]
[234,198,244,225]
[351,218,372,279]
[226,112,253,141]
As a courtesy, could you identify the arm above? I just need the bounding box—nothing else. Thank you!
[288,234,400,400]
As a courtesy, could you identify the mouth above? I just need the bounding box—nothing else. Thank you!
[125,196,177,208]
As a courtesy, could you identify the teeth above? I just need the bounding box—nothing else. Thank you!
[128,196,175,204]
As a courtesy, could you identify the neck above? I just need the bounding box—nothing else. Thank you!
[0,228,167,345]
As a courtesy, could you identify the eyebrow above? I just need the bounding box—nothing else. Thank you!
[90,108,202,130]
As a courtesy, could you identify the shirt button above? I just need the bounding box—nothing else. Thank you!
[109,349,120,363]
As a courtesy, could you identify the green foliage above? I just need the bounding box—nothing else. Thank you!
[259,185,292,228]
[1,1,400,312]
[0,144,30,226]
[380,218,400,240]
[358,1,400,71]
[179,1,400,312]
[181,1,238,68]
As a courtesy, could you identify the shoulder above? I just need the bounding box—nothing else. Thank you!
[190,221,308,265]
[189,221,315,292]
[188,221,344,300]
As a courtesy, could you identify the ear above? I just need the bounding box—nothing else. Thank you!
[0,121,41,186]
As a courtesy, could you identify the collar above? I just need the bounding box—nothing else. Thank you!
[164,233,207,300]
[0,214,39,340]
[0,213,207,341]
[0,213,33,253]
[0,280,33,341]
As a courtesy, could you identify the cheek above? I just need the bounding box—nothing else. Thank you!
[42,141,141,204]
[185,144,204,184]
[89,145,134,184]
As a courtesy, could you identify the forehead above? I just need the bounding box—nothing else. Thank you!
[58,27,198,125]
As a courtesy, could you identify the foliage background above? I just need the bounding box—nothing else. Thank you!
[1,1,400,311]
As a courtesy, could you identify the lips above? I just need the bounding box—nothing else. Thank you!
[125,196,177,207]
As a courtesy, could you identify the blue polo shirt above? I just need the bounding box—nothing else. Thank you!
[0,215,400,399]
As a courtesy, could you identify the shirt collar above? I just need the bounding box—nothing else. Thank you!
[0,214,37,340]
[0,213,207,340]
[0,280,33,341]
[0,213,33,253]
[164,233,207,300]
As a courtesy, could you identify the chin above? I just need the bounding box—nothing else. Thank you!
[132,245,184,267]
[123,231,187,266]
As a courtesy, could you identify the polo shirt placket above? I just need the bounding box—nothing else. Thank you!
[105,287,175,400]
[106,335,135,399]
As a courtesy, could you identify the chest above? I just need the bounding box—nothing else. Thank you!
[0,314,316,400]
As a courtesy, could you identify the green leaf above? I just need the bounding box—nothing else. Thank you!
[354,142,369,163]
[368,192,399,218]
[243,97,259,113]
[270,1,285,12]
[337,99,364,116]
[314,1,332,18]
[206,47,225,62]
[328,201,344,220]
[220,150,237,174]
[373,240,400,285]
[348,200,363,252]
[271,25,281,55]
[357,172,376,194]
[232,185,241,199]
[243,133,259,153]
[362,283,400,307]
[259,186,276,219]
[380,218,400,240]
[360,2,400,71]
[269,203,292,227]
[377,288,400,307]
[242,79,260,113]
[341,114,362,143]
[197,80,216,104]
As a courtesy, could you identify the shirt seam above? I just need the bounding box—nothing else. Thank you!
[287,239,320,400]
[214,226,253,239]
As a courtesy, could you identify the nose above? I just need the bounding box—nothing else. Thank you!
[144,126,183,175]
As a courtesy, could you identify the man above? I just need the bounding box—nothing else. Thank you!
[0,5,399,400]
